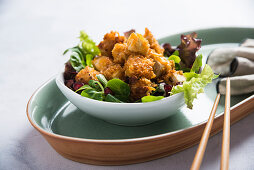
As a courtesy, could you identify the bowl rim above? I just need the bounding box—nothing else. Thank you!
[56,72,184,106]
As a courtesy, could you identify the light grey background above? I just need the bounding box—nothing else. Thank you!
[0,0,254,169]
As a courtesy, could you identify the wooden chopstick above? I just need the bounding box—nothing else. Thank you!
[220,77,231,170]
[190,93,221,170]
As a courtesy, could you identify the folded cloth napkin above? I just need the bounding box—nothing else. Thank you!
[207,39,254,95]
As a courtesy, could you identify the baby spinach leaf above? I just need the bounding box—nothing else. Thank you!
[105,94,122,103]
[96,74,108,87]
[141,96,164,102]
[88,80,104,91]
[75,84,93,92]
[81,89,104,101]
[106,79,130,102]
[64,46,85,71]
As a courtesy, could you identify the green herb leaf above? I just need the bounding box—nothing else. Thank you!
[141,96,164,102]
[106,79,130,102]
[96,74,108,87]
[81,89,104,101]
[88,80,104,91]
[64,46,85,71]
[168,55,181,64]
[105,94,122,103]
[75,84,93,92]
[190,54,203,73]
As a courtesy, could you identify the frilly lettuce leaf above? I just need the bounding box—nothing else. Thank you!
[171,64,218,109]
[190,54,203,73]
[64,31,100,71]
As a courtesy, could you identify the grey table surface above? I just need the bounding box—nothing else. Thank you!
[1,0,254,169]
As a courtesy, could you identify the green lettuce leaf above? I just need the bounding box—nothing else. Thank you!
[79,31,100,57]
[171,64,217,109]
[64,31,101,71]
[190,54,203,73]
[168,55,181,64]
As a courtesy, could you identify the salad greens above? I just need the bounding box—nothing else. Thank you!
[76,74,130,103]
[171,64,218,109]
[141,96,164,102]
[106,79,130,102]
[64,30,217,109]
[168,55,181,64]
[190,54,203,73]
[63,31,100,71]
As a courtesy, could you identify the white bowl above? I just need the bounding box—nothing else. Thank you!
[56,73,185,126]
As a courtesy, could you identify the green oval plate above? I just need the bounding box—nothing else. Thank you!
[27,27,254,165]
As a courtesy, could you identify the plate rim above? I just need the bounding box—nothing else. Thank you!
[27,26,254,144]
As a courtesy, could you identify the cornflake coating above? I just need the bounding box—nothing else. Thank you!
[127,33,150,56]
[148,49,175,78]
[92,56,113,71]
[144,28,164,54]
[102,64,125,81]
[112,43,128,65]
[98,31,126,58]
[124,55,156,79]
[75,66,99,84]
[129,77,156,101]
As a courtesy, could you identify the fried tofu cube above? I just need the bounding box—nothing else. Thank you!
[102,64,125,81]
[129,77,156,101]
[124,55,156,79]
[147,49,175,78]
[98,31,126,58]
[92,56,113,72]
[162,70,186,85]
[144,28,164,54]
[75,66,99,84]
[112,43,128,65]
[127,33,150,56]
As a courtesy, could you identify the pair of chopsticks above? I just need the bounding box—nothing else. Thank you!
[191,78,231,170]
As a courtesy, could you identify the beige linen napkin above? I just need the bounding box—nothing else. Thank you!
[207,39,254,95]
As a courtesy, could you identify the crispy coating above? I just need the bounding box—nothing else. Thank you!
[92,56,113,71]
[148,49,175,78]
[129,77,156,101]
[144,28,164,54]
[98,31,126,58]
[127,33,150,56]
[102,64,125,81]
[112,43,128,65]
[124,55,156,79]
[75,66,99,84]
